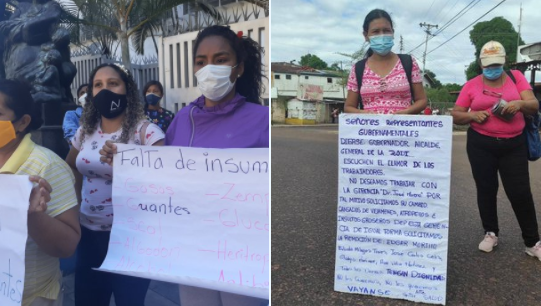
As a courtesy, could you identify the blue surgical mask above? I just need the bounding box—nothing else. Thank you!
[145,93,162,106]
[369,35,394,56]
[483,66,504,80]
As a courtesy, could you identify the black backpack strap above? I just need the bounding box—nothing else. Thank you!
[398,54,414,104]
[505,70,516,84]
[355,59,367,109]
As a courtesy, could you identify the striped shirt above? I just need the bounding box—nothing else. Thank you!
[0,134,78,306]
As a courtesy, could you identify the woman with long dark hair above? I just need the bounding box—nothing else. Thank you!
[65,63,165,306]
[344,9,427,114]
[101,25,269,306]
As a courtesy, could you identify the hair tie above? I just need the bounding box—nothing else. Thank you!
[237,31,243,38]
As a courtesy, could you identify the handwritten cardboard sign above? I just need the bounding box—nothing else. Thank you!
[0,175,32,305]
[334,114,452,305]
[98,145,269,299]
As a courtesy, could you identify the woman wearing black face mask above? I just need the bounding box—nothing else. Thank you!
[142,80,175,133]
[65,63,165,306]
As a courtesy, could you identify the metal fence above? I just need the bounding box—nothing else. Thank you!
[70,49,159,101]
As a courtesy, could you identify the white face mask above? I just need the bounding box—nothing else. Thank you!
[195,64,237,102]
[78,93,87,107]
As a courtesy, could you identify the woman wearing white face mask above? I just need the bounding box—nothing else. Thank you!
[100,25,269,306]
[344,9,427,114]
[142,80,175,133]
[62,84,88,147]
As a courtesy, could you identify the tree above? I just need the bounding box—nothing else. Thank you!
[65,0,221,70]
[299,53,328,69]
[465,16,525,80]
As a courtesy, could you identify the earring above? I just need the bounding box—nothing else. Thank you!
[238,74,241,78]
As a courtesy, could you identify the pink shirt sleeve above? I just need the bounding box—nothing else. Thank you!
[346,64,358,92]
[511,69,532,92]
[455,77,476,109]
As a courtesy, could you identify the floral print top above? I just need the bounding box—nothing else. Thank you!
[71,120,165,231]
[146,107,175,133]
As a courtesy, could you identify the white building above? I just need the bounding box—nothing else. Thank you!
[271,62,345,100]
[70,1,268,112]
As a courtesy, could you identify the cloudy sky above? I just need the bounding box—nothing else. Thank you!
[270,0,540,84]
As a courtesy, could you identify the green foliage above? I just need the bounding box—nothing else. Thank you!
[465,16,525,80]
[426,87,456,103]
[442,83,462,92]
[299,53,328,69]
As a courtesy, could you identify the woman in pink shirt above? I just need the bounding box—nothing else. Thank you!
[452,41,541,260]
[344,9,427,114]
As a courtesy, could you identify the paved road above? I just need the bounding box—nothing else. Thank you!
[271,125,541,306]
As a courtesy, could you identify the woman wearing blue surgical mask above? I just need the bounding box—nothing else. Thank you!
[452,41,541,260]
[344,9,427,114]
[142,80,175,133]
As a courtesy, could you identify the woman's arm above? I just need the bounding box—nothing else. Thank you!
[451,105,490,125]
[27,174,81,258]
[344,91,373,113]
[27,206,80,258]
[65,147,82,205]
[502,89,539,116]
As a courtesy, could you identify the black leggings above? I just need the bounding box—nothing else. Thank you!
[74,226,151,306]
[466,128,539,247]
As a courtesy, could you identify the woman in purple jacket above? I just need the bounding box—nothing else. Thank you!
[101,25,268,306]
[165,26,268,149]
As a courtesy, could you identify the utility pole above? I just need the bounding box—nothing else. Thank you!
[419,22,438,75]
[517,2,523,61]
[399,35,404,53]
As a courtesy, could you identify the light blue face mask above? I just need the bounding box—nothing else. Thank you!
[369,35,394,56]
[483,66,504,80]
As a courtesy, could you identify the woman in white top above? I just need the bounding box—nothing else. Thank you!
[65,63,164,306]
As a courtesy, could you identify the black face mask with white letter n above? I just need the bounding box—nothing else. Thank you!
[92,89,128,119]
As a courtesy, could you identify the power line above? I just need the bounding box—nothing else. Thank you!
[431,0,454,25]
[433,0,480,36]
[427,0,507,56]
[407,0,479,54]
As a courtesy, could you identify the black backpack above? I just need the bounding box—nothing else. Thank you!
[355,54,414,109]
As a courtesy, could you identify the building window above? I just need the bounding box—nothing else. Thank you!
[275,74,280,79]
[248,29,253,38]
[327,78,332,83]
[305,76,309,80]
[286,75,292,80]
[175,103,179,113]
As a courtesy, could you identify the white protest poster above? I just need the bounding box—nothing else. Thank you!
[0,175,32,305]
[334,114,452,305]
[98,145,269,299]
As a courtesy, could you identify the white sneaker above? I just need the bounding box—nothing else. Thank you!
[525,241,541,261]
[479,232,498,252]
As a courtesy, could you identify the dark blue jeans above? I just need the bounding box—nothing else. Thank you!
[466,128,540,247]
[75,226,151,306]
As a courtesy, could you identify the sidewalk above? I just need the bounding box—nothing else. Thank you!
[62,274,180,306]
